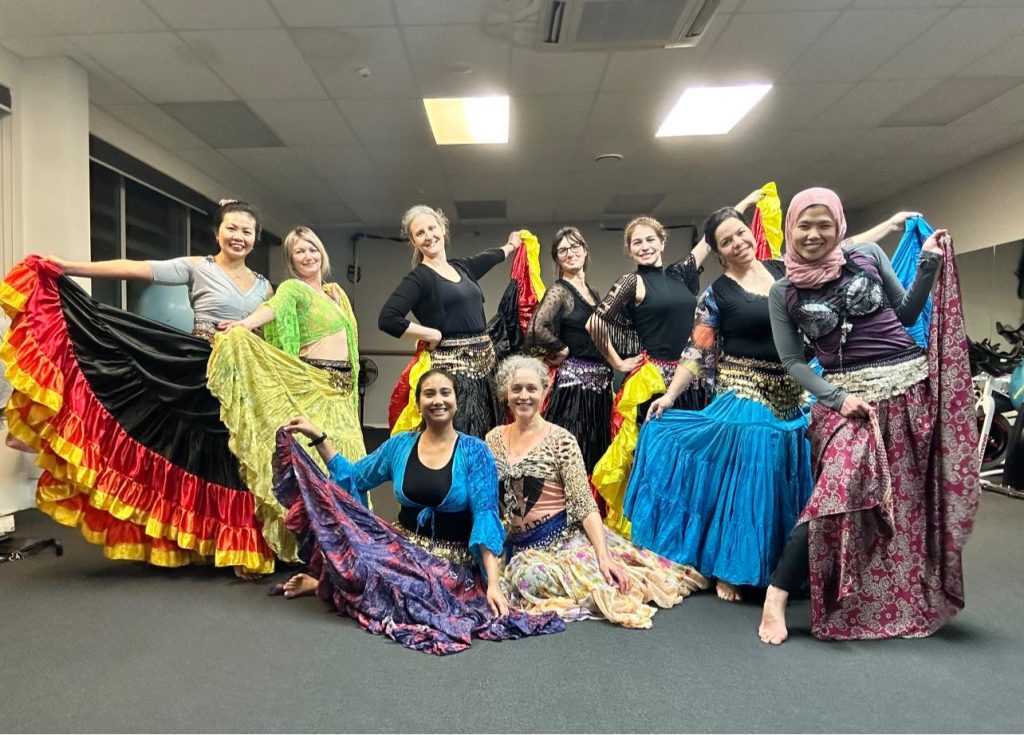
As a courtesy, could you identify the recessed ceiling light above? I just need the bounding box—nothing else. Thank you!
[423,96,510,145]
[656,84,772,137]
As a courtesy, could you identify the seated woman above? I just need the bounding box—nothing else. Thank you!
[274,368,564,654]
[485,356,708,629]
[625,207,813,604]
[1,200,275,577]
[207,226,366,564]
[759,187,978,644]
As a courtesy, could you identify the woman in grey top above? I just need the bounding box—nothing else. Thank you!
[48,199,271,341]
[5,199,280,578]
[758,187,978,645]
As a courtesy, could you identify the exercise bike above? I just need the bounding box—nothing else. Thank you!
[971,323,1024,498]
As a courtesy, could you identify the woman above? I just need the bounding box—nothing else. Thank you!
[48,199,271,342]
[526,227,611,478]
[379,205,519,438]
[587,190,763,535]
[624,207,813,603]
[759,187,979,644]
[274,368,564,654]
[485,356,708,629]
[1,200,275,576]
[208,226,366,564]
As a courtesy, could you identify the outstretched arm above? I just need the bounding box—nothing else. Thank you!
[46,256,156,281]
[846,211,921,245]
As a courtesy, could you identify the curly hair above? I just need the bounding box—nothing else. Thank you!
[495,355,550,402]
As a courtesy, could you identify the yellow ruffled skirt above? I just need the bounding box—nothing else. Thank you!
[207,328,366,562]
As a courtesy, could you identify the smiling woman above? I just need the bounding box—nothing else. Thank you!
[206,225,367,565]
[0,200,276,578]
[378,204,521,438]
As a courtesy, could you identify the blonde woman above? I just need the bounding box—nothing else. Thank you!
[208,226,366,565]
[379,205,519,438]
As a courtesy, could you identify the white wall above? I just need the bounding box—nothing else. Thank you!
[0,50,308,513]
[860,141,1024,344]
[313,217,721,427]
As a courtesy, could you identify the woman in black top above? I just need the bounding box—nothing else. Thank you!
[624,207,813,603]
[526,227,611,483]
[379,205,519,438]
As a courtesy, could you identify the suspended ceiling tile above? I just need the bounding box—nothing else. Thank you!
[160,101,282,147]
[248,99,356,147]
[71,33,237,103]
[145,0,280,30]
[269,0,395,28]
[291,27,419,99]
[179,29,326,100]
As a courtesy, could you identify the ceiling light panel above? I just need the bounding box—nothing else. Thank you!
[656,84,772,136]
[424,96,510,145]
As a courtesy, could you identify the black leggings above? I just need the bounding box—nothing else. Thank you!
[770,523,809,593]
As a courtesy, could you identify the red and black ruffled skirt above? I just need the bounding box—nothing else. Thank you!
[0,256,273,572]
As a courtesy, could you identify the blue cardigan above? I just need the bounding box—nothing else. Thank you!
[325,430,505,565]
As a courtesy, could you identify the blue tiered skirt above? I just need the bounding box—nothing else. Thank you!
[623,390,813,587]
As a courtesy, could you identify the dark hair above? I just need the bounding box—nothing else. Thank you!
[414,368,458,403]
[702,207,746,252]
[550,226,591,278]
[214,199,262,243]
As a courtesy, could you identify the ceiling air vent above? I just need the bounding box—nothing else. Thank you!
[538,0,720,51]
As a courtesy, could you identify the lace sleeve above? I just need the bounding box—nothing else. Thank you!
[262,279,311,356]
[526,282,572,356]
[666,253,701,295]
[590,273,642,359]
[679,286,719,379]
[552,428,598,527]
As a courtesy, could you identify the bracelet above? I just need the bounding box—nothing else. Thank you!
[308,432,328,447]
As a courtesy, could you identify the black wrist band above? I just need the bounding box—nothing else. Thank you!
[308,432,328,447]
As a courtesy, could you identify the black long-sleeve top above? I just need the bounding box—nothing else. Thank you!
[378,248,507,339]
[526,279,605,363]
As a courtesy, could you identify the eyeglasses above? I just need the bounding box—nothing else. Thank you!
[556,243,584,257]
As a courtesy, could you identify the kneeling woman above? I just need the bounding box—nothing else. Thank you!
[759,187,978,644]
[276,368,564,655]
[624,207,813,604]
[485,356,708,629]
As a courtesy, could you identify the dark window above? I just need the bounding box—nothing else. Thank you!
[88,162,121,308]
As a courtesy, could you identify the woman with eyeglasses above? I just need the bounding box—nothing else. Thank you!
[526,227,612,491]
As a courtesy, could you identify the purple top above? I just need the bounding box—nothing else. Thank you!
[768,242,941,410]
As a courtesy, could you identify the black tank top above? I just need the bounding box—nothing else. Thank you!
[398,435,473,542]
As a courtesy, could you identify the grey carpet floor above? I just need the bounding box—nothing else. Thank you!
[2,491,1023,733]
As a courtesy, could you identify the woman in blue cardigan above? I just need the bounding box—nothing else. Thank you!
[272,368,563,654]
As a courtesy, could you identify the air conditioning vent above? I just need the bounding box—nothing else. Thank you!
[537,0,720,51]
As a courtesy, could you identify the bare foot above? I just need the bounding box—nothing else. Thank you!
[758,585,789,645]
[283,573,318,598]
[233,566,263,581]
[715,579,742,603]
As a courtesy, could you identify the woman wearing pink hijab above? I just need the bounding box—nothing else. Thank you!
[759,187,979,644]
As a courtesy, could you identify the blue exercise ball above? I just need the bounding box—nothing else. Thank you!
[134,284,195,334]
[1010,362,1024,411]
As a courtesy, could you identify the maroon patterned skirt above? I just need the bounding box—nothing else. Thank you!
[799,243,979,640]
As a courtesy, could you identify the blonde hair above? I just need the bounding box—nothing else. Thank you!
[400,204,450,267]
[623,216,667,254]
[495,355,550,402]
[284,226,331,279]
